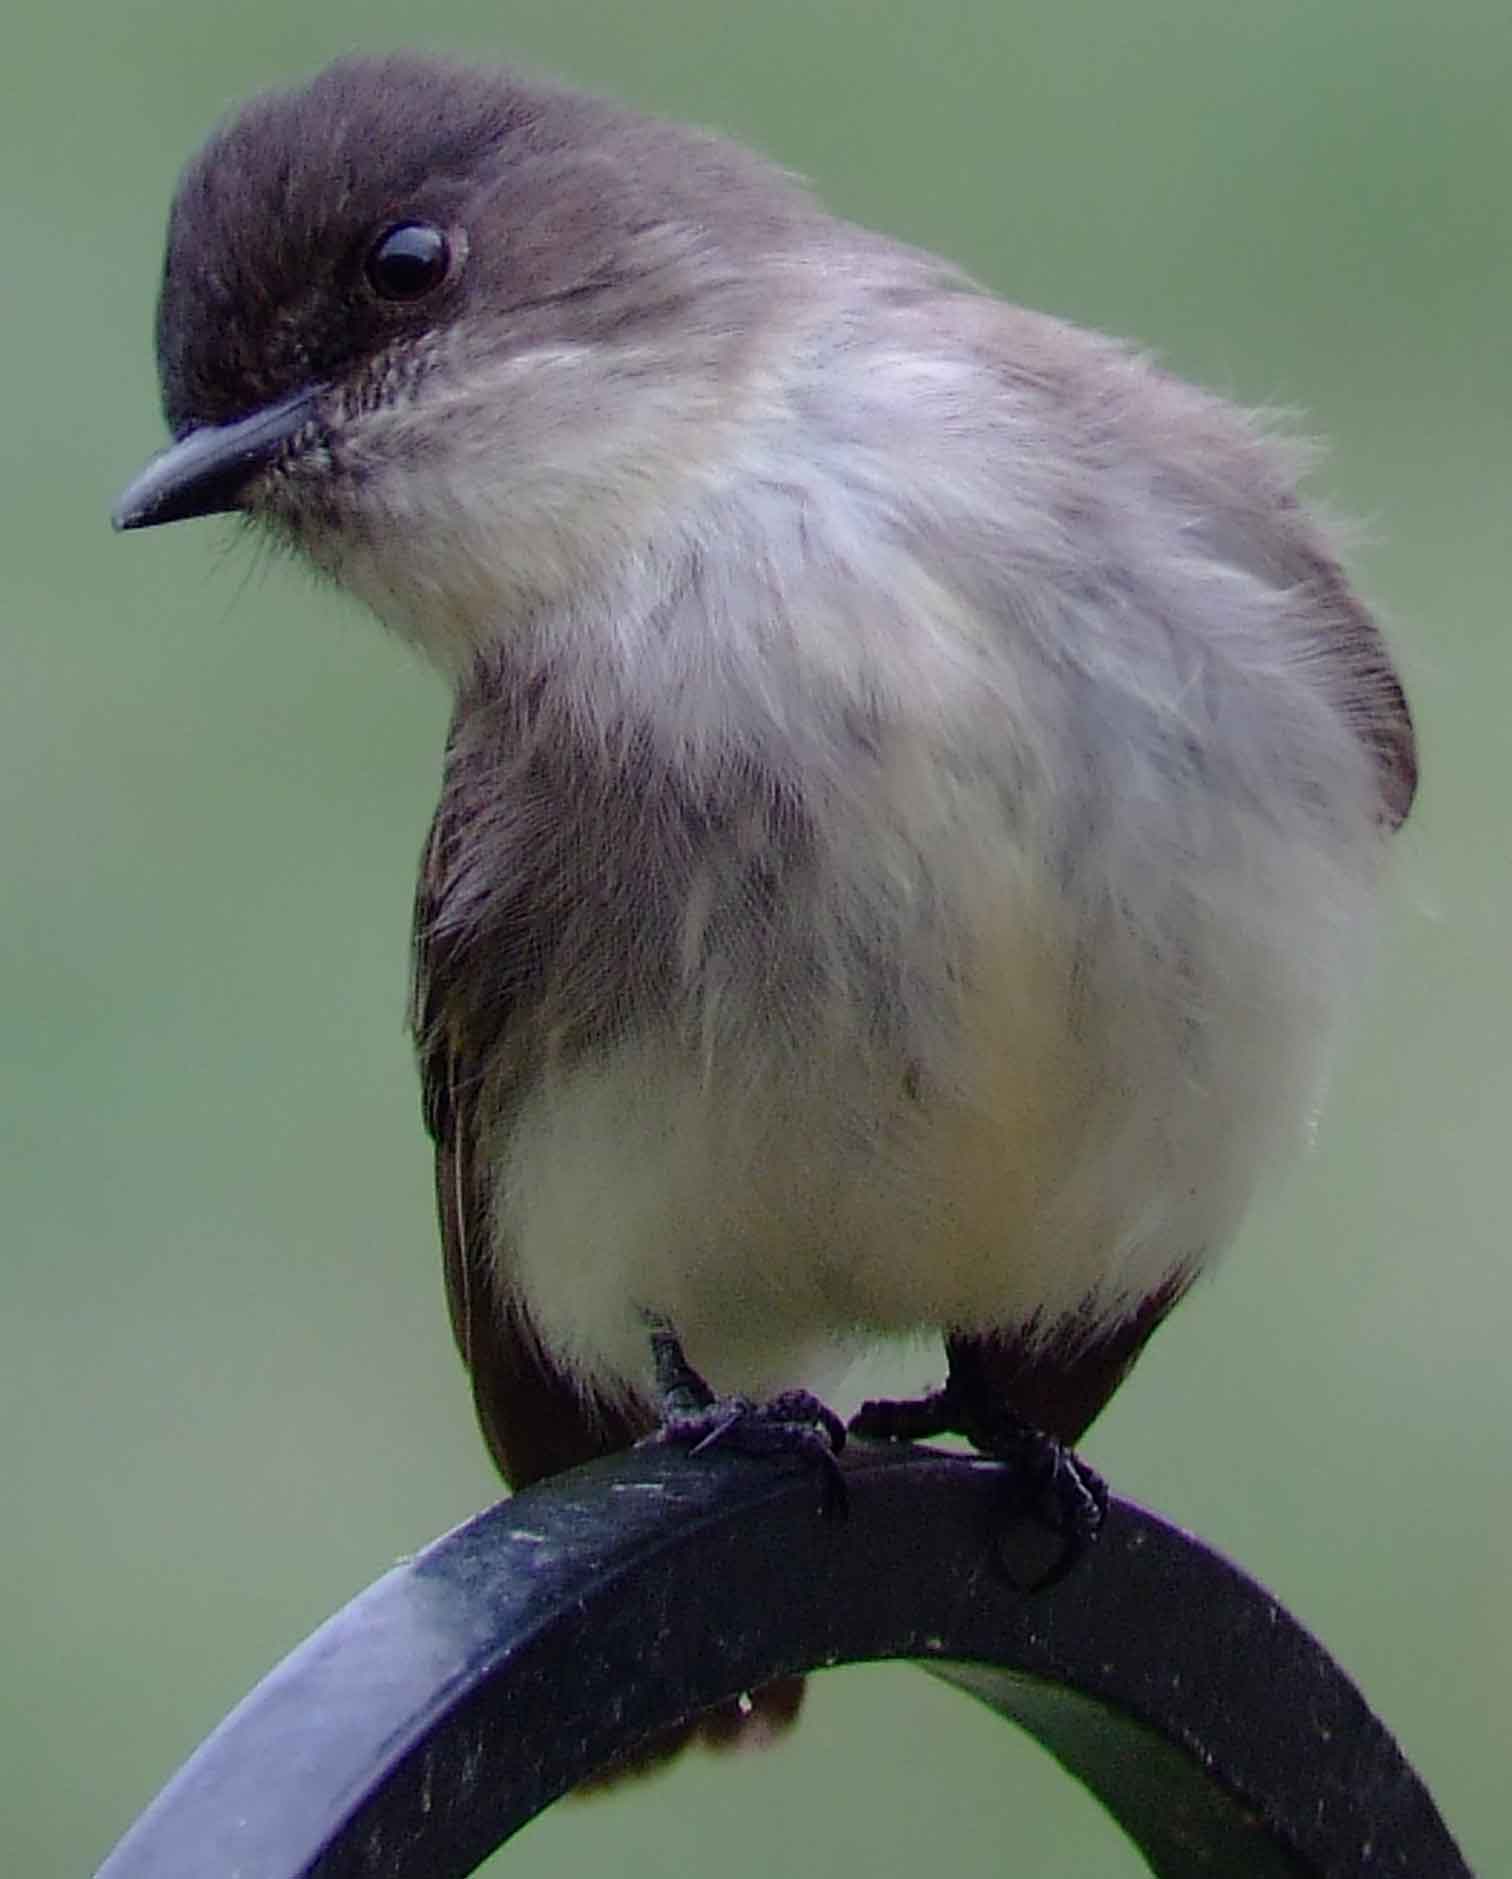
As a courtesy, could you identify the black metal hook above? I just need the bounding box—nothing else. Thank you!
[94,1440,1471,1877]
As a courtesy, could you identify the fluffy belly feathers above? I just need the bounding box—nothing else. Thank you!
[492,836,1293,1400]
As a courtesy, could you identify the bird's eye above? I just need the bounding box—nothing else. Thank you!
[364,222,453,302]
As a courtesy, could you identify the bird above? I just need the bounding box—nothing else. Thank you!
[113,52,1416,1762]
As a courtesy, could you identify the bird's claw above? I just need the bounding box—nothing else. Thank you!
[654,1390,849,1516]
[849,1385,1105,1586]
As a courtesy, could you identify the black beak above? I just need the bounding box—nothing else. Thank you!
[111,387,322,531]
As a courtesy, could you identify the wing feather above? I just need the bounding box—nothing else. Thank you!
[411,775,650,1493]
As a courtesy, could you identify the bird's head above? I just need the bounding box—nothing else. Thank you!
[113,55,820,668]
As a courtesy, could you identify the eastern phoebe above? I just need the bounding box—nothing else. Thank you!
[114,53,1415,1752]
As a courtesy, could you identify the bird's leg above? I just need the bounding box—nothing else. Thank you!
[646,1313,717,1419]
[851,1332,1106,1578]
[640,1311,848,1514]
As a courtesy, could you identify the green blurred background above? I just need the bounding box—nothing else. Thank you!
[4,0,1508,1872]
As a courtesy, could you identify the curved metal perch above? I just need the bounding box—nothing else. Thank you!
[94,1441,1470,1878]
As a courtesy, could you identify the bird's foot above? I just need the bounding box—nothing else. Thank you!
[851,1382,1105,1586]
[656,1391,849,1515]
[642,1314,847,1514]
[966,1414,1107,1580]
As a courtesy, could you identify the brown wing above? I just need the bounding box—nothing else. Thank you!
[414,786,802,1766]
[410,706,804,1771]
[411,785,651,1494]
